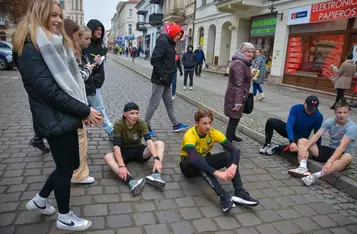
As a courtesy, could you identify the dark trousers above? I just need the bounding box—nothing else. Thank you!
[184,69,194,87]
[334,88,346,105]
[264,118,300,145]
[195,62,203,76]
[226,118,240,142]
[171,72,177,96]
[39,131,80,214]
[180,152,243,195]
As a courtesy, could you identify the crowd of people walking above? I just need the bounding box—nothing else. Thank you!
[12,0,356,232]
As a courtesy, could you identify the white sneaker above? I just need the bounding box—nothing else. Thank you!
[57,211,92,231]
[258,93,265,101]
[26,194,56,215]
[302,174,317,186]
[288,167,311,178]
[259,144,270,154]
[172,96,175,100]
[71,176,95,184]
[266,144,277,155]
[183,86,186,90]
[189,87,193,90]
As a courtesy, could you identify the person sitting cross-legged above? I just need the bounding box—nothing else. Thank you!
[104,102,166,196]
[179,108,259,213]
[288,101,356,186]
[259,95,323,155]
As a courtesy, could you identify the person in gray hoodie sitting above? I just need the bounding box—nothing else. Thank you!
[182,45,196,90]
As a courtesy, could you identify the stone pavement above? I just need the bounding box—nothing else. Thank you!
[1,61,357,234]
[112,54,357,195]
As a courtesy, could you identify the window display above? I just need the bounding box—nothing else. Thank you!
[285,34,345,78]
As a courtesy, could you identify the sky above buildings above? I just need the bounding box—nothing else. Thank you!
[83,0,122,30]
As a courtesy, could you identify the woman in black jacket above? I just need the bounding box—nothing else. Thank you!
[12,0,102,231]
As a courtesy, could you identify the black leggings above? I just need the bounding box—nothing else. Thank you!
[180,152,243,195]
[39,131,80,214]
[184,70,194,87]
[226,118,240,142]
[335,88,345,104]
[265,118,298,145]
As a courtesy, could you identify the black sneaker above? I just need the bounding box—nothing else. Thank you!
[29,138,50,154]
[231,190,259,206]
[232,135,242,142]
[219,193,235,213]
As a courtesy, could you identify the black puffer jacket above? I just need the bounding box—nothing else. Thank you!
[182,45,196,69]
[15,42,91,138]
[84,19,105,91]
[150,33,176,86]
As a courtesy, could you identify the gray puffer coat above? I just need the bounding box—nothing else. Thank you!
[252,54,266,84]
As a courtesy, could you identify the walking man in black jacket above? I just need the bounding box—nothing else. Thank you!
[84,19,114,139]
[144,23,189,137]
[182,45,196,90]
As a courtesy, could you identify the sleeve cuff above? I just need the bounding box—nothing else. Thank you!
[234,104,242,107]
[289,140,295,144]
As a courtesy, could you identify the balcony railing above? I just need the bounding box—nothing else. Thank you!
[136,22,147,32]
[149,0,161,4]
[149,13,164,26]
[163,8,185,23]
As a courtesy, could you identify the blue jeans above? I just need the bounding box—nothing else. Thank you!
[171,72,177,96]
[252,82,263,96]
[87,88,113,135]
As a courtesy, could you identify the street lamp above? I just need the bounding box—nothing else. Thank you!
[268,0,283,21]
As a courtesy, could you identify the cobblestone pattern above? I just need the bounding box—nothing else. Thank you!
[0,61,356,233]
[112,56,357,183]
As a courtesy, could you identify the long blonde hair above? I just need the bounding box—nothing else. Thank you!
[76,25,92,62]
[13,0,73,56]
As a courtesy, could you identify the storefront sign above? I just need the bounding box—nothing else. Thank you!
[250,14,277,37]
[288,0,357,25]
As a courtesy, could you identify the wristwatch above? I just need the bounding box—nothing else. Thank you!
[153,156,160,161]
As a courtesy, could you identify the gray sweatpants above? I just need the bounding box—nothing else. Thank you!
[145,83,179,127]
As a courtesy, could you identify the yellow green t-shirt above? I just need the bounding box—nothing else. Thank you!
[180,126,227,159]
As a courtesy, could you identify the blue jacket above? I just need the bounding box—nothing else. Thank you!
[194,49,205,63]
[286,104,323,144]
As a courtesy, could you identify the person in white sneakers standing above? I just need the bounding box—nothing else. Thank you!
[252,49,266,101]
[289,101,356,186]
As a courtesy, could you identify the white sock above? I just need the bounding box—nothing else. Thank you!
[314,171,324,179]
[34,194,47,206]
[299,160,307,169]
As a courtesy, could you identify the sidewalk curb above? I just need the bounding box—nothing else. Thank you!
[112,57,357,199]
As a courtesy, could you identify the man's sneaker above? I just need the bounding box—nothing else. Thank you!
[71,176,95,184]
[57,211,92,231]
[231,190,259,206]
[146,173,166,189]
[129,178,146,196]
[26,194,56,215]
[232,135,242,142]
[266,144,279,155]
[190,86,193,90]
[173,123,189,132]
[29,138,50,154]
[219,193,235,213]
[288,167,311,178]
[302,174,317,186]
[148,126,156,137]
[183,86,187,90]
[172,96,175,100]
[259,144,270,154]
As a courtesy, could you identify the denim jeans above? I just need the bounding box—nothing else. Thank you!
[252,82,263,96]
[87,88,113,135]
[171,72,177,97]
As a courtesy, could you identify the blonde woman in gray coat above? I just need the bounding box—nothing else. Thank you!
[330,53,356,109]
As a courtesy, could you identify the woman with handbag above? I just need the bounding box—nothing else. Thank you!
[13,0,103,231]
[224,42,256,142]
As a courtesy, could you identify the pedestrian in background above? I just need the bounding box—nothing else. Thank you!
[13,0,103,231]
[84,19,114,140]
[224,42,256,143]
[182,45,196,90]
[252,49,266,101]
[194,45,206,77]
[330,53,356,109]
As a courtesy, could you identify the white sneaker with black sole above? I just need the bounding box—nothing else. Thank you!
[26,194,56,215]
[146,173,166,190]
[259,144,270,154]
[266,144,277,155]
[231,190,259,206]
[57,211,92,231]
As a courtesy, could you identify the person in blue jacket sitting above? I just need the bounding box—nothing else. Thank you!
[259,95,323,155]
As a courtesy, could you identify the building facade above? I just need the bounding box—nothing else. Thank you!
[0,14,15,42]
[136,0,164,56]
[62,0,84,25]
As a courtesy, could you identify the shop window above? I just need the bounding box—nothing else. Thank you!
[198,27,204,46]
[285,34,345,79]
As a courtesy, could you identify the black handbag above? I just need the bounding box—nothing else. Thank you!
[243,93,254,114]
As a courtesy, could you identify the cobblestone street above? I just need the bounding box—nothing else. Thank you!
[0,60,357,233]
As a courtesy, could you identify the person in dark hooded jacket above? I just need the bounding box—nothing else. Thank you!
[144,23,189,137]
[84,19,114,139]
[182,45,196,90]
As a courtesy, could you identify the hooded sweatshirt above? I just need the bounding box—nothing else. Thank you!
[150,24,184,86]
[182,45,196,69]
[83,19,105,89]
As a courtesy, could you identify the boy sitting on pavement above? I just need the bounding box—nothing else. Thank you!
[180,108,259,213]
[288,101,356,186]
[104,102,166,195]
[259,95,323,155]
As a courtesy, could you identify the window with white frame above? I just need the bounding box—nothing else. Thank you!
[128,24,133,35]
[128,9,133,17]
